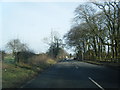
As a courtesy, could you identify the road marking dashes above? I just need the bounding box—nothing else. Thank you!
[88,77,104,90]
[75,66,78,69]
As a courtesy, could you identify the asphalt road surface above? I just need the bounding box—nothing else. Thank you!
[21,59,120,89]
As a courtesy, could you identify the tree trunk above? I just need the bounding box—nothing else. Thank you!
[93,37,97,59]
[107,44,110,60]
[114,40,118,62]
[111,40,115,62]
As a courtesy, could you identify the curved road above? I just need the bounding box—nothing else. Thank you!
[21,59,120,89]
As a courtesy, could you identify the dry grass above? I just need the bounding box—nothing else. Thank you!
[46,59,56,64]
[29,54,56,67]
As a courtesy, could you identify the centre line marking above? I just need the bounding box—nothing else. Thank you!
[88,77,105,90]
[75,66,78,69]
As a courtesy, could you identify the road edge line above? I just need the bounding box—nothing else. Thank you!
[20,78,35,88]
[88,77,105,90]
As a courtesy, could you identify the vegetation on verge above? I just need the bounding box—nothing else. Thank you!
[1,32,68,88]
[2,49,56,88]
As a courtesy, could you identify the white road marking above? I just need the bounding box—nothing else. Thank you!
[72,62,79,69]
[75,66,78,69]
[88,77,105,90]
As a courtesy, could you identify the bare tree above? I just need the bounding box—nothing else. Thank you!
[43,31,65,59]
[64,1,120,62]
[94,1,120,61]
[6,39,29,63]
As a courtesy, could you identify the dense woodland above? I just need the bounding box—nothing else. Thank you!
[64,1,120,62]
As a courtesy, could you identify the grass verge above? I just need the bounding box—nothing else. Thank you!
[2,63,38,88]
[2,57,56,88]
[82,60,120,70]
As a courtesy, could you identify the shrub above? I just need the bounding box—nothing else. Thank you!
[29,53,56,67]
[15,51,35,63]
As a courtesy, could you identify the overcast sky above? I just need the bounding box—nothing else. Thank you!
[0,1,95,54]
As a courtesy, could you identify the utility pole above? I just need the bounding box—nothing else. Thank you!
[51,28,54,44]
[50,28,54,58]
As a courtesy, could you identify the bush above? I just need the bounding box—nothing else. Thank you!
[29,53,56,68]
[15,51,35,63]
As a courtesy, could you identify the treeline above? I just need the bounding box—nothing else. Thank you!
[0,38,57,67]
[1,39,57,88]
[1,39,34,64]
[64,1,120,62]
[1,32,68,65]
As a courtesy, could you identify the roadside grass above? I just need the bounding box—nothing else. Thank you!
[2,54,57,88]
[2,62,37,88]
[82,60,120,69]
[83,60,102,65]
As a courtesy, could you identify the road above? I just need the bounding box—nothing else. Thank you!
[21,59,120,89]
